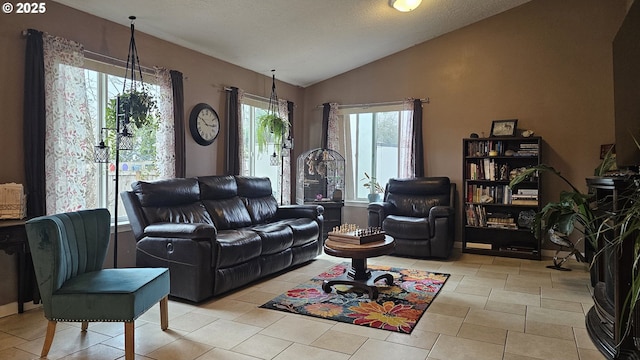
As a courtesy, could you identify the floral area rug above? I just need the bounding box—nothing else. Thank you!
[260,263,449,334]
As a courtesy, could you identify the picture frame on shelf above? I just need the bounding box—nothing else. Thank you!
[490,119,518,137]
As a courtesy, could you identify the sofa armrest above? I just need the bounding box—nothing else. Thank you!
[275,205,324,220]
[367,202,395,227]
[144,222,217,240]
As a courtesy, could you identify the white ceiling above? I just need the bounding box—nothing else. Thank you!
[53,0,531,87]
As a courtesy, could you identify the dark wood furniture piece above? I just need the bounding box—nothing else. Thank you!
[586,176,640,359]
[0,219,29,313]
[322,235,395,299]
[307,200,343,240]
[462,136,542,259]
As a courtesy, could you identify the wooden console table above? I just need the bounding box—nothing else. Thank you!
[0,219,34,313]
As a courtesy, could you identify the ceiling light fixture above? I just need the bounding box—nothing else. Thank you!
[389,0,422,12]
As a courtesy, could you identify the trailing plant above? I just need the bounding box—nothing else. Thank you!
[117,89,157,129]
[256,113,289,154]
[105,97,158,163]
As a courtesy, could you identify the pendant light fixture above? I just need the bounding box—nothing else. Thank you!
[389,0,422,12]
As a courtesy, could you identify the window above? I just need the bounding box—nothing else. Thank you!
[85,66,161,221]
[240,97,283,201]
[338,105,411,202]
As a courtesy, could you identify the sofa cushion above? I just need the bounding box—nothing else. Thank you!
[198,176,253,229]
[203,198,252,230]
[275,218,319,247]
[198,175,238,199]
[236,176,278,224]
[215,230,262,268]
[131,179,212,224]
[250,223,294,255]
[383,215,430,240]
[133,178,200,206]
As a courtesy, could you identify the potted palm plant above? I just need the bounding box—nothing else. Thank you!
[362,172,384,202]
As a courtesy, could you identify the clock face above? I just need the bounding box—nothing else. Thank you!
[189,103,220,146]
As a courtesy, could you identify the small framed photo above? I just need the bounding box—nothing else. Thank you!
[490,119,518,137]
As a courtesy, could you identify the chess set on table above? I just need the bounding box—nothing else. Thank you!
[327,224,386,244]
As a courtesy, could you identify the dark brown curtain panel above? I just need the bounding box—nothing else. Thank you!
[413,98,424,177]
[321,102,330,149]
[225,87,240,175]
[170,70,185,178]
[23,29,46,218]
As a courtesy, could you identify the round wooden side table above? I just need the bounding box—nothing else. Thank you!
[322,235,395,299]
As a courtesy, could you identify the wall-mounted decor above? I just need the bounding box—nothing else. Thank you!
[189,103,220,146]
[490,119,518,137]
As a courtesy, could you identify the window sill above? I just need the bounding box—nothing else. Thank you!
[344,200,371,208]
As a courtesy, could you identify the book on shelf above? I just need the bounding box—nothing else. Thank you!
[510,199,538,205]
[466,242,492,250]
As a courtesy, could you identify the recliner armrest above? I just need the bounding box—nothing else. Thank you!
[367,202,395,227]
[144,222,217,240]
[428,206,454,237]
[275,205,324,220]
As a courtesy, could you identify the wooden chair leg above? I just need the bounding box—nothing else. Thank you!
[124,321,134,360]
[160,296,168,330]
[41,320,56,358]
[81,321,88,331]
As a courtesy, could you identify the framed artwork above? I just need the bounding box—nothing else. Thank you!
[490,119,518,137]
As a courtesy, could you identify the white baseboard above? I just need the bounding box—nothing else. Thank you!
[0,301,41,318]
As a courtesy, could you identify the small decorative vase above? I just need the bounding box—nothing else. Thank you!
[367,193,381,203]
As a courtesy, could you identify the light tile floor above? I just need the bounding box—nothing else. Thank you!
[0,250,606,360]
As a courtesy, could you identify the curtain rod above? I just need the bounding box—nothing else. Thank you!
[316,98,430,109]
[22,29,156,75]
[224,87,271,103]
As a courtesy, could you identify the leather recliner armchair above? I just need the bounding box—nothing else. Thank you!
[367,177,456,259]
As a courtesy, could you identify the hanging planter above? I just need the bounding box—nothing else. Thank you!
[117,89,156,129]
[116,15,156,130]
[256,70,290,158]
[257,113,289,154]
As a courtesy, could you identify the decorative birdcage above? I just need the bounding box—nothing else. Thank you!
[296,148,345,204]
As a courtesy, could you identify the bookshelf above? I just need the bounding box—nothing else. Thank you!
[462,136,542,259]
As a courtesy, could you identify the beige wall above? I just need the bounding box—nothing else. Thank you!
[304,0,627,231]
[0,0,628,309]
[0,2,305,309]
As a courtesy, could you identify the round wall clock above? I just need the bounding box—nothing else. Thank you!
[189,103,220,146]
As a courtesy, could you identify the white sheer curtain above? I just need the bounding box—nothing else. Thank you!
[278,98,291,204]
[238,89,247,175]
[327,103,340,151]
[43,34,97,214]
[400,99,415,178]
[154,67,176,179]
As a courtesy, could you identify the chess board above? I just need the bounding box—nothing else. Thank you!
[328,225,385,245]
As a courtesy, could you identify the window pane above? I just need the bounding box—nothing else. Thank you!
[342,106,404,201]
[241,100,281,201]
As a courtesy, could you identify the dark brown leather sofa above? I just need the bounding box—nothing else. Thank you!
[367,177,456,259]
[121,175,323,302]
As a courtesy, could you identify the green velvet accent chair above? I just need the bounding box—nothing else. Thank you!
[25,208,170,360]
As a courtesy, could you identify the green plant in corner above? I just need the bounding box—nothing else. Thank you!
[509,147,615,250]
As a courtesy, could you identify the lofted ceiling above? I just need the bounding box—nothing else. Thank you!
[53,0,532,87]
